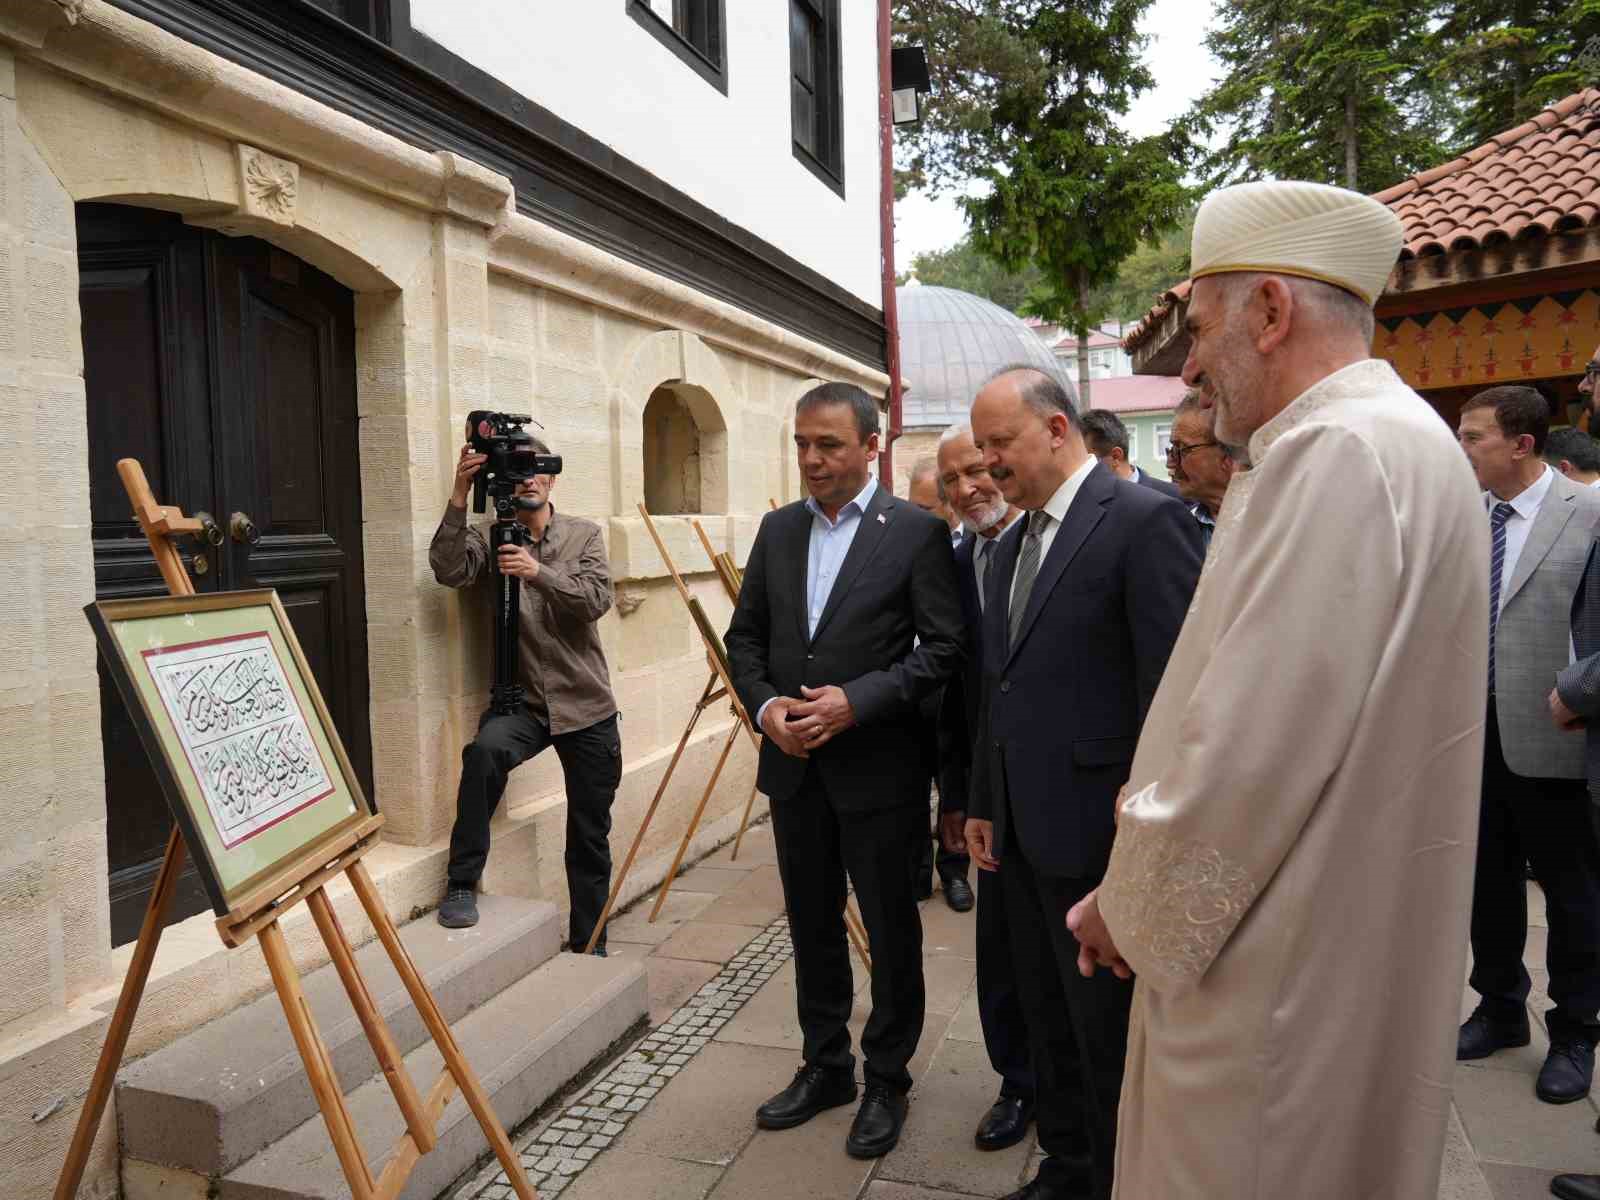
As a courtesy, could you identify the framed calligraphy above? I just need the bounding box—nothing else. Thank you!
[85,590,374,916]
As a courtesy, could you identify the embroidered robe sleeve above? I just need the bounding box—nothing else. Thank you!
[1099,424,1405,993]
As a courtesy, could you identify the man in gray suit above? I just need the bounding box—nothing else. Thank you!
[1457,384,1600,1104]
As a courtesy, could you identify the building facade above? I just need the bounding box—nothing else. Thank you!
[0,2,891,1195]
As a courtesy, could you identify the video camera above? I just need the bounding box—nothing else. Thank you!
[465,410,563,516]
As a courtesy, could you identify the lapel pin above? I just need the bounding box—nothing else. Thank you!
[876,513,886,524]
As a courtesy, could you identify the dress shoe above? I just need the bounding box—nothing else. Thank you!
[845,1085,908,1158]
[1552,1174,1600,1200]
[942,874,975,913]
[1456,1004,1530,1060]
[1000,1174,1085,1200]
[755,1065,856,1130]
[1538,1037,1596,1104]
[975,1094,1033,1150]
[436,884,478,928]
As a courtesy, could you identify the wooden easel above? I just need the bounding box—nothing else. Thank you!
[582,504,760,952]
[54,460,538,1200]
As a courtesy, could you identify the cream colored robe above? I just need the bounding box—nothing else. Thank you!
[1099,359,1488,1200]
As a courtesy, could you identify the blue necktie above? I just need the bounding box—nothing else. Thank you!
[1488,501,1515,692]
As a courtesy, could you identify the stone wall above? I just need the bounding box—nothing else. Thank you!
[0,3,885,1196]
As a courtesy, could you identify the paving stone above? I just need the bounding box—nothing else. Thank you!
[557,1149,723,1200]
[946,986,985,1045]
[1479,1162,1564,1200]
[638,956,722,1024]
[702,823,780,869]
[712,1101,876,1200]
[924,954,978,1017]
[657,920,762,964]
[1439,1106,1496,1200]
[673,864,760,895]
[1454,1061,1600,1171]
[864,1183,993,1200]
[879,1037,1037,1198]
[614,1040,793,1163]
[919,890,980,958]
[606,889,721,945]
[695,865,789,927]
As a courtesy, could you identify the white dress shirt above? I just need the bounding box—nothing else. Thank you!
[755,474,878,728]
[1488,465,1554,622]
[1009,455,1097,612]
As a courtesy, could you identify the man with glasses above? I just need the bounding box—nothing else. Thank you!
[1165,391,1241,550]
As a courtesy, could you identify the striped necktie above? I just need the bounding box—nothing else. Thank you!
[1007,511,1051,653]
[1488,500,1515,692]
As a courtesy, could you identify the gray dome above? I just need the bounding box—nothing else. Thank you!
[897,286,1078,431]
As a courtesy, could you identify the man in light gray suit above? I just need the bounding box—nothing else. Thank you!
[1457,384,1600,1105]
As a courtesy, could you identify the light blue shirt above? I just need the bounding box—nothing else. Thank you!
[755,474,878,730]
[805,474,878,638]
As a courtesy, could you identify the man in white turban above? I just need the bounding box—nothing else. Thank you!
[1067,180,1489,1199]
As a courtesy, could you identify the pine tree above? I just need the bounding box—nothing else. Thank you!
[1429,0,1600,147]
[1193,0,1452,192]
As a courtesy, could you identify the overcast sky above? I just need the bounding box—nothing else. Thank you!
[893,0,1223,266]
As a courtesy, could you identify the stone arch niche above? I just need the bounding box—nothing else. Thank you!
[642,382,727,514]
[613,330,743,515]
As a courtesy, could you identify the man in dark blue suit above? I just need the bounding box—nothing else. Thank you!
[1080,408,1180,499]
[933,423,1036,1151]
[968,368,1202,1200]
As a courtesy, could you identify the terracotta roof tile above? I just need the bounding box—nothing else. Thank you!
[1123,88,1600,355]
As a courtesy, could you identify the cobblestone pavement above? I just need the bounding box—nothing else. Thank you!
[449,824,1588,1200]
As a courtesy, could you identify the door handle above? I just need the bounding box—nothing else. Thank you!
[229,511,261,545]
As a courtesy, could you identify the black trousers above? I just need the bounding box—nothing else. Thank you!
[769,763,927,1094]
[1003,835,1131,1200]
[1470,700,1600,1038]
[917,800,971,890]
[447,707,622,951]
[976,864,1034,1102]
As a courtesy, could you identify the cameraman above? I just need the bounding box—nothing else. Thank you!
[429,439,620,953]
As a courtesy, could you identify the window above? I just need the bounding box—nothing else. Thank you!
[628,0,728,94]
[1154,424,1173,460]
[1126,424,1139,461]
[790,0,844,192]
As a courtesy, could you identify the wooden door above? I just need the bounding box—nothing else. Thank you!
[79,204,373,945]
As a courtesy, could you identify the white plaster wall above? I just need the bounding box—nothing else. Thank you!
[409,1,884,306]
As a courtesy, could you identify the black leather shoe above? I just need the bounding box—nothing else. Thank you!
[942,875,975,913]
[1538,1038,1596,1104]
[1552,1174,1600,1200]
[437,884,478,929]
[975,1094,1032,1150]
[845,1085,908,1158]
[1000,1174,1083,1200]
[1457,1005,1530,1060]
[755,1065,856,1130]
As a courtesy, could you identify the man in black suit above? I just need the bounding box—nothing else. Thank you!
[967,368,1202,1200]
[1080,408,1180,499]
[933,423,1036,1151]
[725,383,965,1159]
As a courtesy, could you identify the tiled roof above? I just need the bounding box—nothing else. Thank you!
[1373,87,1600,260]
[1081,373,1188,414]
[1122,88,1600,356]
[1121,280,1189,354]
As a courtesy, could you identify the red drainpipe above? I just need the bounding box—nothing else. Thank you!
[876,0,904,491]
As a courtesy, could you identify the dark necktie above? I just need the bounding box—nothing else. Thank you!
[975,538,993,613]
[1007,511,1051,653]
[1488,500,1515,692]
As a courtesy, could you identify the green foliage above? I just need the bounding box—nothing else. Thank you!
[906,237,1045,313]
[1192,0,1453,192]
[893,0,1197,335]
[1427,1,1600,147]
[1088,212,1194,321]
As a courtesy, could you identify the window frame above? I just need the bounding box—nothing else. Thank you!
[627,0,729,95]
[1154,423,1173,461]
[789,0,845,196]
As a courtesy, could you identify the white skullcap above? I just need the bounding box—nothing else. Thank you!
[1190,180,1403,307]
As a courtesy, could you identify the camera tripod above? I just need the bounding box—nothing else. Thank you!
[489,497,538,715]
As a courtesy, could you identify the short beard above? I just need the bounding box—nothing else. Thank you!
[960,496,1010,535]
[1209,317,1263,446]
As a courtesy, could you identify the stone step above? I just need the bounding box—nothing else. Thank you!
[216,949,647,1200]
[119,894,563,1179]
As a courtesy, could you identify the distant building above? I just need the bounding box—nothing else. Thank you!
[895,286,1077,493]
[1082,376,1192,481]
